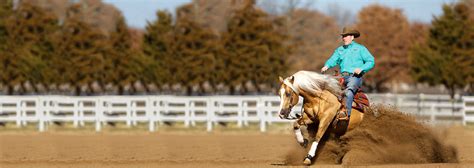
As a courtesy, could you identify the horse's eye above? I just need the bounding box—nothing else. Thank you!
[285,92,291,97]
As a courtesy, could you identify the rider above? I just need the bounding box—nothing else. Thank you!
[321,27,375,120]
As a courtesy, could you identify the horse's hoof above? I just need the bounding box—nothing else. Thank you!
[300,139,308,148]
[303,158,312,165]
[303,155,313,165]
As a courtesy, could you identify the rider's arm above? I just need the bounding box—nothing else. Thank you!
[324,49,341,69]
[360,46,375,73]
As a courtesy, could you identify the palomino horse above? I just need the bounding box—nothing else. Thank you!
[278,71,366,165]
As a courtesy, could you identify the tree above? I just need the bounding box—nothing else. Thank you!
[284,9,339,72]
[171,5,221,95]
[409,3,474,98]
[105,15,142,94]
[355,4,411,92]
[1,2,59,94]
[142,10,174,91]
[55,4,108,95]
[181,0,247,34]
[0,0,14,93]
[27,0,122,35]
[461,0,474,19]
[222,1,290,94]
[326,2,355,27]
[408,22,429,46]
[0,0,12,46]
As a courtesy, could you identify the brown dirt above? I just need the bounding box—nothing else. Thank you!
[284,105,468,166]
[1,106,474,168]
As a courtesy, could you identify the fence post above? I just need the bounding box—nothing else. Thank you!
[206,98,214,132]
[131,100,137,126]
[185,100,190,128]
[147,97,155,132]
[38,97,45,132]
[95,98,102,132]
[237,101,243,128]
[126,100,131,127]
[243,101,248,127]
[430,104,436,122]
[21,100,27,126]
[258,98,266,132]
[418,93,425,114]
[395,94,402,109]
[463,96,474,126]
[16,100,21,127]
[190,100,195,127]
[73,99,79,128]
[78,100,84,127]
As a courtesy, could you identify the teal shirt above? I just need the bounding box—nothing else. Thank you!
[324,41,375,73]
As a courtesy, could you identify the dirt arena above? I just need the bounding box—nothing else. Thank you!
[1,106,474,168]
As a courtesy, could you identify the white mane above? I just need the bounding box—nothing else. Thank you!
[286,71,342,97]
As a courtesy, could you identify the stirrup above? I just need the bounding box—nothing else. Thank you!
[337,111,350,121]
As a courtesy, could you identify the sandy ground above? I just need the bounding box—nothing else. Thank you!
[0,126,473,168]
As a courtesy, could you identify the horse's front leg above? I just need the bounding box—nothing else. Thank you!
[293,121,308,148]
[303,97,340,165]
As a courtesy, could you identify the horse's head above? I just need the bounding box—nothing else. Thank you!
[278,76,300,120]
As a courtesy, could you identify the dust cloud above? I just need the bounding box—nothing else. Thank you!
[284,105,458,165]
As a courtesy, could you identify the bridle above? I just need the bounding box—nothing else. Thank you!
[282,80,299,111]
[283,79,299,95]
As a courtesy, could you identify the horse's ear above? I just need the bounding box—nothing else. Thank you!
[289,76,295,84]
[279,76,284,83]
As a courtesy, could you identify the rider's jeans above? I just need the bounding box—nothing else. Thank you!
[343,75,362,116]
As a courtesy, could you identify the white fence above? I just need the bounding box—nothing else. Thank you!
[0,94,473,132]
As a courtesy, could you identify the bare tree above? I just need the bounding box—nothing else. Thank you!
[257,0,314,15]
[356,4,411,92]
[326,2,355,27]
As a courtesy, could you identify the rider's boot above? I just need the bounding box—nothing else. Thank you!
[337,97,350,121]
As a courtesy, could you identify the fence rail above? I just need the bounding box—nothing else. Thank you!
[0,94,473,132]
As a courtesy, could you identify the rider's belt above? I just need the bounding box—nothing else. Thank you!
[341,72,353,76]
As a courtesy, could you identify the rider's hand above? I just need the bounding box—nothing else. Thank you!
[354,68,362,75]
[321,66,328,73]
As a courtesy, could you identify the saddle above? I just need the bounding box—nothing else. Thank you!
[341,90,370,112]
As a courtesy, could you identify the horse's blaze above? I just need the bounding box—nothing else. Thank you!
[278,87,292,118]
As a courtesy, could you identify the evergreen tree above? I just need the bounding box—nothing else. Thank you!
[0,0,12,48]
[409,3,474,98]
[56,4,108,95]
[142,10,174,91]
[106,15,139,94]
[2,2,59,94]
[0,0,14,93]
[174,5,220,95]
[222,1,289,94]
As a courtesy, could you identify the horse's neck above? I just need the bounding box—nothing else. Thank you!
[300,89,341,117]
[299,90,320,104]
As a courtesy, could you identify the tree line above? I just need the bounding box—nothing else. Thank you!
[0,0,289,95]
[0,0,472,97]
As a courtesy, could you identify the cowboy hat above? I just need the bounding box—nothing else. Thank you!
[340,27,360,38]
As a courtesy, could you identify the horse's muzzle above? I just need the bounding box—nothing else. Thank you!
[279,109,290,119]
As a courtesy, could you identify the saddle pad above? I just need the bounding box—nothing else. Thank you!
[353,91,370,112]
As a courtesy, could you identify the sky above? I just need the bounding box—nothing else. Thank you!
[103,0,457,29]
